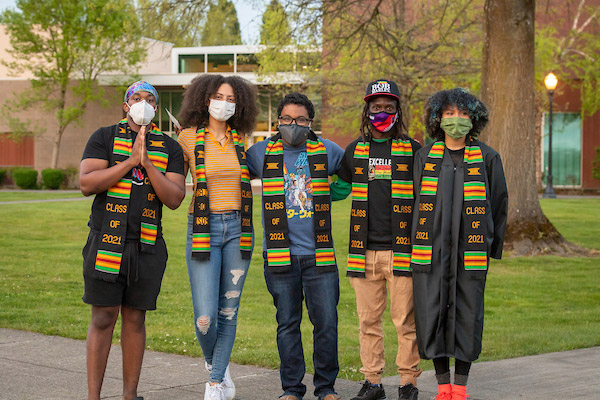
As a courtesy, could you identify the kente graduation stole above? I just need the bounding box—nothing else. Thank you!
[347,138,414,277]
[262,132,336,272]
[95,120,169,281]
[411,140,488,270]
[192,127,253,260]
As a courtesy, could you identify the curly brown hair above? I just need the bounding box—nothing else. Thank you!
[178,74,258,134]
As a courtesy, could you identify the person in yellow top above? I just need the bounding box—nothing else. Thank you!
[177,74,257,400]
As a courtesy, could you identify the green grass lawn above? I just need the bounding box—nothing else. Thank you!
[0,191,84,202]
[0,194,598,380]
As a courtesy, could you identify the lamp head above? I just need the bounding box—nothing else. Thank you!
[544,72,558,92]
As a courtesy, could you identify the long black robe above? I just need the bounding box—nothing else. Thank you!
[411,140,508,362]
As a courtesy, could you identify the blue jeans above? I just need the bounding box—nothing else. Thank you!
[186,212,252,383]
[264,254,340,399]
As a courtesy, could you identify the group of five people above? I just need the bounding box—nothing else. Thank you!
[80,76,508,400]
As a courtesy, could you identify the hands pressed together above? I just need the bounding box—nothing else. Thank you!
[129,125,151,170]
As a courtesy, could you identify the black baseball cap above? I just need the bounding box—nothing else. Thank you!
[364,79,401,101]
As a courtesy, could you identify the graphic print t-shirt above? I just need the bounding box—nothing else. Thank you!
[337,137,421,250]
[365,139,394,249]
[245,138,344,255]
[284,151,313,220]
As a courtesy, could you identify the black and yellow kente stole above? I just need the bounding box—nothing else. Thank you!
[192,127,253,261]
[95,120,169,281]
[347,138,414,277]
[411,140,488,271]
[262,132,336,272]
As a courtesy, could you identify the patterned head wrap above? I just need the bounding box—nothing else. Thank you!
[124,81,159,104]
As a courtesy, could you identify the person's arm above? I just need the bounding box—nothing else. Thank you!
[329,140,354,201]
[246,141,265,179]
[488,153,508,259]
[330,177,352,201]
[141,128,185,210]
[327,141,345,176]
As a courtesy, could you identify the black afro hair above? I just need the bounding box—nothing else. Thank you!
[178,74,258,134]
[424,88,489,141]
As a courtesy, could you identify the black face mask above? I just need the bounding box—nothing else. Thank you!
[278,124,310,147]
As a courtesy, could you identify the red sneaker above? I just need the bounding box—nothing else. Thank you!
[433,383,453,400]
[451,384,469,400]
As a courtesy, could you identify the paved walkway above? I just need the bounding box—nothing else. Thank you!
[1,328,599,399]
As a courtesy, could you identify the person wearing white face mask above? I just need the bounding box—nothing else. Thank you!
[176,74,258,400]
[79,81,185,400]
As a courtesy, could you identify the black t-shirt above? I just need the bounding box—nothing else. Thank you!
[338,136,421,250]
[82,124,185,240]
[448,147,465,166]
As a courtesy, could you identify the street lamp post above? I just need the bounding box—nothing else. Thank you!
[544,72,558,199]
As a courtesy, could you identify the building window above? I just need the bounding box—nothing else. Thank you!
[543,112,582,187]
[207,53,234,72]
[156,90,184,135]
[179,55,205,73]
[236,53,259,72]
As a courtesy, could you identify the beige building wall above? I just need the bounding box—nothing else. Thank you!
[0,25,174,173]
[0,80,123,171]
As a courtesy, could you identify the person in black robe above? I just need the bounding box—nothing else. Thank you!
[411,88,508,400]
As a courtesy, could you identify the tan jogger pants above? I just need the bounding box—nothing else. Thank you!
[349,249,422,386]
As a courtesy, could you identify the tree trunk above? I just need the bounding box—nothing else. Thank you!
[481,0,582,255]
[50,125,65,169]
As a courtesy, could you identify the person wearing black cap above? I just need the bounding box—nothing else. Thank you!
[330,80,422,400]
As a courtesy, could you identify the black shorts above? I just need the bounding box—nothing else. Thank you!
[82,231,168,310]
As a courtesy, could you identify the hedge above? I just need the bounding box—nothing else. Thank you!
[41,168,66,190]
[12,167,38,189]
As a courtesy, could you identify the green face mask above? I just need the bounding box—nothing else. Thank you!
[440,117,473,140]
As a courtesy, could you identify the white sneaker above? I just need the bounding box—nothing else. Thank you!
[205,362,234,400]
[204,382,224,400]
[222,365,235,400]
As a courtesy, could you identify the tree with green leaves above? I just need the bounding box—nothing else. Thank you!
[260,0,291,45]
[265,0,599,255]
[1,0,144,169]
[535,0,600,116]
[257,0,482,138]
[480,0,590,255]
[256,0,323,130]
[137,0,210,47]
[201,0,242,46]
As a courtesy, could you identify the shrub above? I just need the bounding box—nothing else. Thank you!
[12,167,38,189]
[42,168,66,190]
[62,166,79,189]
[0,168,6,186]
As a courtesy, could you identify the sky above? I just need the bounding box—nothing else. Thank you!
[0,0,263,44]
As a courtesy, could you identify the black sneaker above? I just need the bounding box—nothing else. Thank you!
[398,383,418,400]
[351,380,386,400]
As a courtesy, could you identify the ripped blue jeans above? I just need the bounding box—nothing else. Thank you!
[186,212,252,383]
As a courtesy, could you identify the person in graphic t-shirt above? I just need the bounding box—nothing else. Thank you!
[330,79,422,400]
[80,81,185,400]
[246,93,344,400]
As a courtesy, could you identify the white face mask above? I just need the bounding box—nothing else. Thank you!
[128,100,156,126]
[208,99,236,121]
